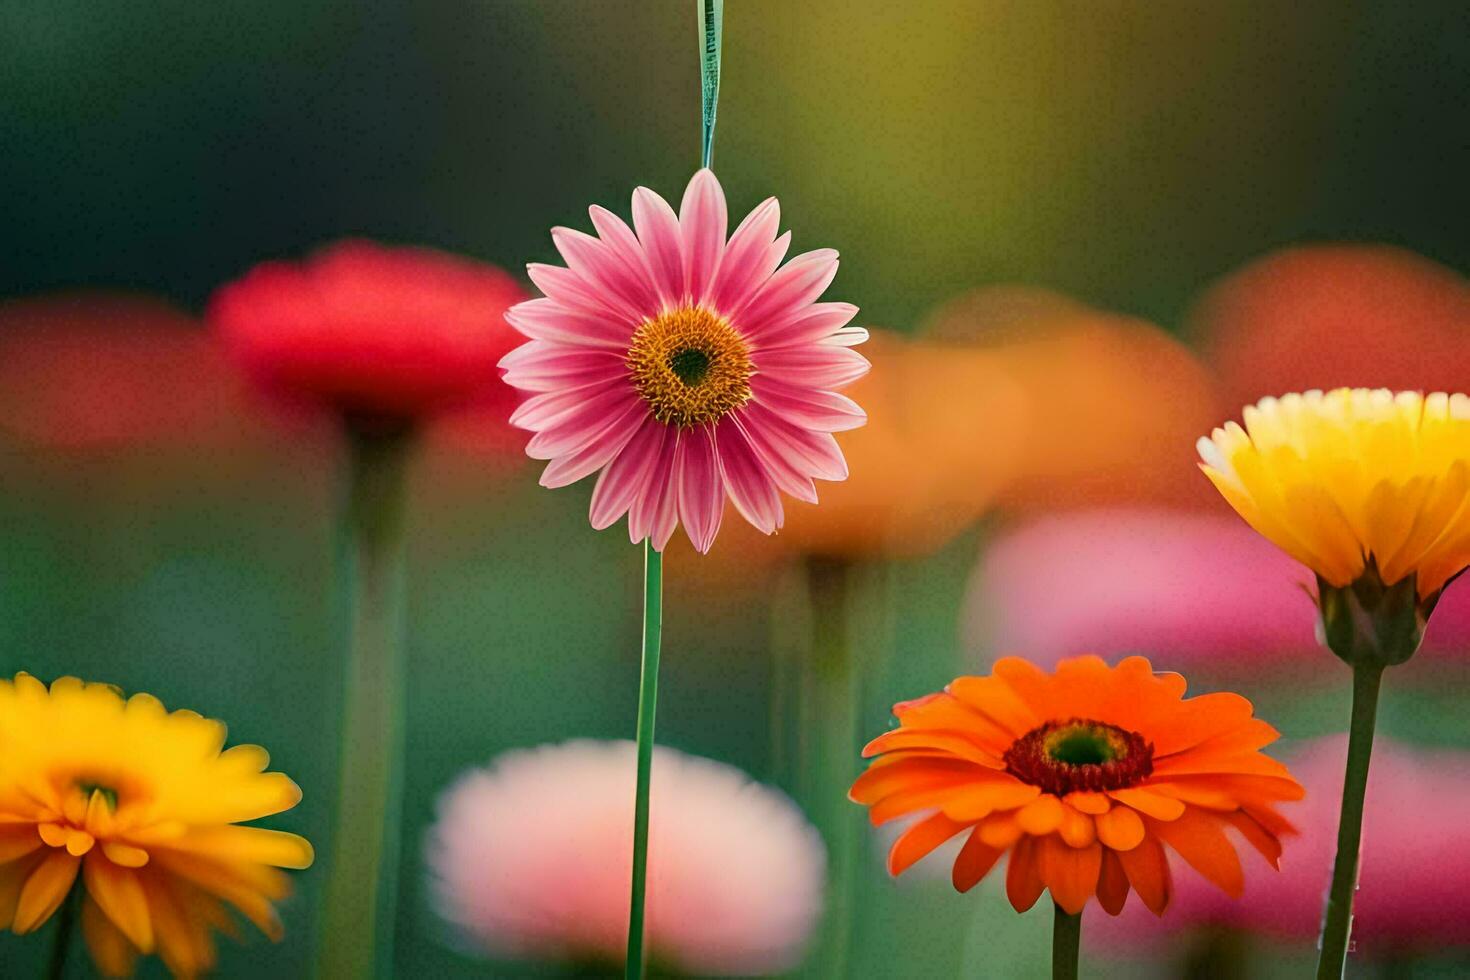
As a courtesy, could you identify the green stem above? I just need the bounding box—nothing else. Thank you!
[1052,903,1081,980]
[318,426,412,980]
[625,541,664,980]
[697,0,723,169]
[803,557,861,978]
[46,884,80,980]
[1317,663,1385,979]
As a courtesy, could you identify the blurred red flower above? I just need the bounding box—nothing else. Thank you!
[1191,245,1470,413]
[0,292,245,451]
[208,240,527,430]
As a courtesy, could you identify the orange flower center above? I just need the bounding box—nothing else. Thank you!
[1003,718,1154,795]
[626,306,753,427]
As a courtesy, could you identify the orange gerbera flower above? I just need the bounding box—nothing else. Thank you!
[850,656,1303,916]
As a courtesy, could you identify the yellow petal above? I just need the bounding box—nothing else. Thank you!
[12,849,80,934]
[84,854,155,953]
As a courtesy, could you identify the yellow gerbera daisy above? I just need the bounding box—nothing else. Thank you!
[0,674,313,978]
[1199,388,1470,661]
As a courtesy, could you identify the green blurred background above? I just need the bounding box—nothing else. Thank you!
[3,1,1470,977]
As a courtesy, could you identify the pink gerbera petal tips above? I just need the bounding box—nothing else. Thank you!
[500,169,870,553]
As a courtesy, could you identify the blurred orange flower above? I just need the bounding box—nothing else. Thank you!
[924,287,1225,512]
[851,655,1301,916]
[1190,245,1470,414]
[769,329,1028,559]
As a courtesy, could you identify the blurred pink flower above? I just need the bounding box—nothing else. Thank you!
[425,740,825,976]
[966,506,1470,667]
[1088,735,1470,954]
[966,508,1318,669]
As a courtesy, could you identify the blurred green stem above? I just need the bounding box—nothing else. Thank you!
[625,542,664,980]
[801,557,861,978]
[46,884,79,980]
[318,426,412,980]
[1052,904,1080,980]
[1316,662,1384,979]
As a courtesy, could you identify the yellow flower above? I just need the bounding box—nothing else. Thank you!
[1198,389,1470,600]
[0,674,313,978]
[1200,389,1470,665]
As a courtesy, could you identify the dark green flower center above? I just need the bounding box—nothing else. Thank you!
[668,347,712,386]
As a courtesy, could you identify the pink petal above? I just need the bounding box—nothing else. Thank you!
[679,169,728,307]
[734,249,839,334]
[630,431,680,549]
[589,205,655,286]
[509,376,627,431]
[526,264,640,326]
[631,187,686,308]
[500,343,626,392]
[504,298,633,350]
[710,198,784,315]
[740,401,849,482]
[749,375,867,432]
[746,301,860,349]
[716,418,784,534]
[552,228,657,322]
[826,326,870,347]
[590,417,669,530]
[677,426,724,553]
[731,409,818,503]
[525,390,640,459]
[538,399,647,488]
[753,345,870,391]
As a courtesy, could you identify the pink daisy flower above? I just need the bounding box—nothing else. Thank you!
[424,740,826,975]
[499,169,870,553]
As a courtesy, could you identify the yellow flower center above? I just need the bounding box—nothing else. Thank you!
[626,306,753,427]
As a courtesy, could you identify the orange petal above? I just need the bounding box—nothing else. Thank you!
[1150,693,1255,755]
[888,811,971,876]
[1005,835,1045,913]
[1095,804,1146,851]
[850,758,987,804]
[1057,805,1096,848]
[1038,836,1102,915]
[1148,774,1305,808]
[948,672,1041,737]
[1015,794,1065,835]
[951,827,1005,893]
[977,812,1025,849]
[1153,717,1280,763]
[1108,787,1185,821]
[861,729,1005,768]
[940,779,1041,821]
[1152,749,1296,780]
[138,872,218,977]
[12,849,79,933]
[84,854,154,953]
[893,693,1015,751]
[869,784,974,826]
[83,895,139,979]
[1242,803,1296,838]
[0,826,43,863]
[101,843,150,869]
[1096,849,1130,916]
[1221,809,1284,869]
[1147,808,1244,898]
[0,850,47,930]
[1064,791,1111,815]
[1116,833,1172,915]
